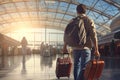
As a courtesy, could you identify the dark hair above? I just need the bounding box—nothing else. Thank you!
[76,4,86,14]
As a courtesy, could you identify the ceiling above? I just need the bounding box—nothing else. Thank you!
[0,0,120,37]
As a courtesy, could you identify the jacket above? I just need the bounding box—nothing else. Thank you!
[72,15,97,50]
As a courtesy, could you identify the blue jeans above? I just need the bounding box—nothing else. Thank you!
[73,49,91,80]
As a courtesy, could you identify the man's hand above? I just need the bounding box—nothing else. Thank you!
[62,43,68,53]
[94,50,100,57]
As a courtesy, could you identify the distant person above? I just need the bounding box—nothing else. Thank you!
[40,42,45,55]
[110,39,115,56]
[63,4,100,80]
[21,37,28,70]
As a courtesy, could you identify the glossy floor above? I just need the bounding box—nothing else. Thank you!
[0,54,120,80]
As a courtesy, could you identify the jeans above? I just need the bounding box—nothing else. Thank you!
[73,49,91,80]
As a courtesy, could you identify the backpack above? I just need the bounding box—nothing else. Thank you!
[64,16,88,47]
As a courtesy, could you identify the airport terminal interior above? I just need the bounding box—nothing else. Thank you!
[0,0,120,80]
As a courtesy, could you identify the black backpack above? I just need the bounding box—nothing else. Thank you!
[64,16,88,47]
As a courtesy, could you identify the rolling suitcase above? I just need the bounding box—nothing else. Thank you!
[55,53,72,79]
[84,57,105,80]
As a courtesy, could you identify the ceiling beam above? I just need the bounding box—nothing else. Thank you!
[0,0,114,19]
[104,0,120,9]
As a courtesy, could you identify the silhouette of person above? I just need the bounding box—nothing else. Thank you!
[110,39,115,56]
[40,42,45,55]
[21,37,28,70]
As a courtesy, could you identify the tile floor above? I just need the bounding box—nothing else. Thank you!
[0,54,120,80]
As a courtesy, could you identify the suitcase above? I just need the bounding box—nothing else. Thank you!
[55,53,72,79]
[84,57,105,80]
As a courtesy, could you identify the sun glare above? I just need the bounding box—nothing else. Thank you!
[6,28,64,49]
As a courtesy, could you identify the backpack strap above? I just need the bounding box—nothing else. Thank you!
[77,16,91,46]
[77,16,90,36]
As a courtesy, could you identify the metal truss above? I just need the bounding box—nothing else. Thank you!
[0,0,120,37]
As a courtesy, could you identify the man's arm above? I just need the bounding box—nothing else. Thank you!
[63,42,68,53]
[93,36,100,57]
[90,20,100,57]
[62,19,73,53]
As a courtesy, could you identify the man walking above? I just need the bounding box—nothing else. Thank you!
[63,4,100,80]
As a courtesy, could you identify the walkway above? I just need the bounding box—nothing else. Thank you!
[0,54,120,80]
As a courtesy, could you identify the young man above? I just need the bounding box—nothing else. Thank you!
[63,4,100,80]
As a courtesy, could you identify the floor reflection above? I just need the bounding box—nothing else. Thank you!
[103,57,120,69]
[40,54,56,70]
[21,56,27,74]
[0,56,21,69]
[100,57,120,80]
[0,54,120,80]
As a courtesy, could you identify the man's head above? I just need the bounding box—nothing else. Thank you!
[76,4,86,14]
